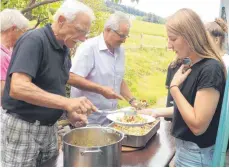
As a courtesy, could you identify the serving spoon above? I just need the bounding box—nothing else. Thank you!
[97,106,137,116]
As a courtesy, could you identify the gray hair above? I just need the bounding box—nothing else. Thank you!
[104,11,131,31]
[0,9,29,32]
[53,0,95,23]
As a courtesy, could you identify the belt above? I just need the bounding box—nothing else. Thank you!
[8,112,55,126]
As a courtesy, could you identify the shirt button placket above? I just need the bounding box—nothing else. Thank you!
[113,58,116,109]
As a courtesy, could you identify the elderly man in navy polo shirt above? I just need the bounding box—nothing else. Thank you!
[1,0,100,166]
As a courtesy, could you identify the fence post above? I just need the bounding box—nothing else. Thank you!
[140,33,143,49]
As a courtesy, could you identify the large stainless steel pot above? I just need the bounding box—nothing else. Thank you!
[63,126,124,167]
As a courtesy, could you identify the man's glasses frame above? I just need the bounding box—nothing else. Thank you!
[112,29,129,39]
[73,25,90,37]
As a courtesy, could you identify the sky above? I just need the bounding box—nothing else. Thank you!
[121,0,222,22]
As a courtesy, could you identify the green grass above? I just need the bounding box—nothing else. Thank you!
[130,20,167,37]
[124,35,166,49]
[117,20,176,108]
[124,20,167,49]
[118,47,174,108]
[143,35,166,47]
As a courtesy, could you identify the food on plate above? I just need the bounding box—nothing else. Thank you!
[112,122,156,136]
[117,114,147,124]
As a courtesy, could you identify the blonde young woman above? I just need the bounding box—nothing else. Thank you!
[139,8,226,167]
[205,18,229,71]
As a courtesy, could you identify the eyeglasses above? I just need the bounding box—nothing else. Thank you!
[73,25,90,37]
[17,28,27,33]
[112,29,129,39]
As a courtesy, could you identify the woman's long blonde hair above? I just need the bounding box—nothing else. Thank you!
[166,8,226,76]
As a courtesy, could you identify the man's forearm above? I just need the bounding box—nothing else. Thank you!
[68,72,103,94]
[10,79,69,111]
[120,80,134,101]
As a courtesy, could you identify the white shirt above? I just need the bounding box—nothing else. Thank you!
[70,33,125,110]
[222,53,229,72]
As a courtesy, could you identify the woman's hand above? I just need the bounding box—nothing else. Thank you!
[170,64,192,87]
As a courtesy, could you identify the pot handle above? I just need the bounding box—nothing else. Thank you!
[86,124,101,127]
[80,148,103,156]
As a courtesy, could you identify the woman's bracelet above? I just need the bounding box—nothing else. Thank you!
[169,85,179,90]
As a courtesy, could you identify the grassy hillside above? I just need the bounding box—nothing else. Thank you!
[119,20,175,108]
[123,20,167,50]
[130,20,167,37]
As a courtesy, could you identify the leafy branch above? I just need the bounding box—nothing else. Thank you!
[21,0,62,14]
[30,15,49,29]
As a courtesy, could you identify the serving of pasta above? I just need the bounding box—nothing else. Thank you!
[112,122,156,136]
[117,114,147,124]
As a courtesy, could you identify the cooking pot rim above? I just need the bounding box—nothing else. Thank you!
[63,126,124,148]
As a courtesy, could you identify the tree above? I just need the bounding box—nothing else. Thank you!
[1,0,109,31]
[1,0,110,58]
[1,0,62,28]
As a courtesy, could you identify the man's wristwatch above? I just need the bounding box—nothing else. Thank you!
[129,97,136,105]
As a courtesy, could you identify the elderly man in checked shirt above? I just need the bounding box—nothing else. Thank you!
[70,12,138,125]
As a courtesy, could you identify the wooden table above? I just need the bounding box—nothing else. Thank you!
[41,119,175,167]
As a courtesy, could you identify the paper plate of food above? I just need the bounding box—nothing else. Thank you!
[106,113,156,126]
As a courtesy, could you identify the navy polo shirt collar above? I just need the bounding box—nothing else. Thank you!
[44,24,64,50]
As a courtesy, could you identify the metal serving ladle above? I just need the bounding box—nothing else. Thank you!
[97,106,137,116]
